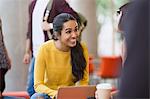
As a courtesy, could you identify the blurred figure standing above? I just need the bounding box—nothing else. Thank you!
[0,18,11,98]
[22,0,37,96]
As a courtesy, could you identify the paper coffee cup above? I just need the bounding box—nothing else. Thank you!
[96,83,112,99]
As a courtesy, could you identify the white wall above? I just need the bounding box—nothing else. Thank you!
[68,0,98,57]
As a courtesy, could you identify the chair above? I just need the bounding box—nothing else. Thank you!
[97,56,122,78]
[2,91,30,99]
[97,56,122,89]
[89,55,94,74]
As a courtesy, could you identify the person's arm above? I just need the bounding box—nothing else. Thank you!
[42,0,53,31]
[23,38,32,64]
[34,45,57,98]
[22,1,35,64]
[78,43,89,85]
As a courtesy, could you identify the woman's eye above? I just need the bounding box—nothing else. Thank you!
[74,28,78,32]
[66,30,72,34]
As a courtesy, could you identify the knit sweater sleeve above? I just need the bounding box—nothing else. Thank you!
[34,45,57,98]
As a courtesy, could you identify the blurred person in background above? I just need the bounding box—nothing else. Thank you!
[22,0,37,96]
[0,18,11,98]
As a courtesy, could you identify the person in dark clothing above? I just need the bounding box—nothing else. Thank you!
[118,0,149,98]
[42,0,81,38]
[0,18,11,98]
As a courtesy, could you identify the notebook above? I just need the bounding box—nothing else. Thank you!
[57,85,96,99]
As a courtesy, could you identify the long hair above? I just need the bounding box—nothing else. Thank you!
[53,13,87,82]
[71,41,86,82]
[118,2,131,31]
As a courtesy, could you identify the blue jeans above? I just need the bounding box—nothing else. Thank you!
[27,57,35,97]
[31,93,51,99]
[3,96,21,99]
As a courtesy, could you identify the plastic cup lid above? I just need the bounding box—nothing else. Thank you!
[96,83,112,89]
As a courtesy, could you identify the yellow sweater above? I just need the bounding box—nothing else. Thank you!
[34,40,89,98]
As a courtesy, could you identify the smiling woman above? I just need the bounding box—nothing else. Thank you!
[31,13,89,99]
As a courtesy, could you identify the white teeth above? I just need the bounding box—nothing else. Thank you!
[70,40,76,42]
[71,41,76,43]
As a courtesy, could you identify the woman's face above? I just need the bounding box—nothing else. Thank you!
[58,20,79,48]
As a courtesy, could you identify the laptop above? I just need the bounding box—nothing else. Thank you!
[57,85,96,99]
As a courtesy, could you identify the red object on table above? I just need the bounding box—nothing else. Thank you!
[89,55,94,74]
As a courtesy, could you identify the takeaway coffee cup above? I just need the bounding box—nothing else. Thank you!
[96,83,112,99]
